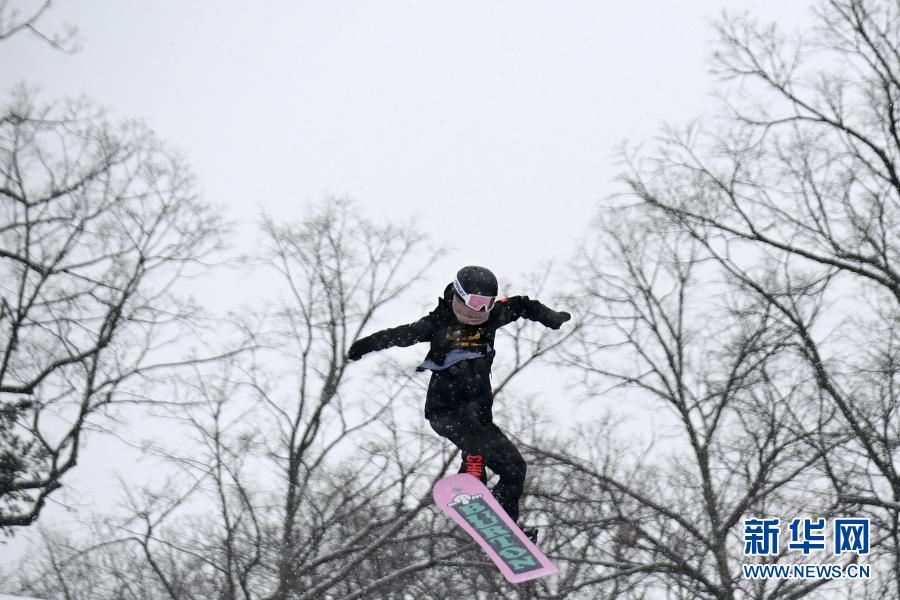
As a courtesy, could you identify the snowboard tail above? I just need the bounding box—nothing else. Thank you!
[433,473,558,584]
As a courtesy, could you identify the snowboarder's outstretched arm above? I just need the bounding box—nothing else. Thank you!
[495,296,570,330]
[348,315,436,361]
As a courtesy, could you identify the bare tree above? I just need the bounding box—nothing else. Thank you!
[251,199,446,599]
[0,88,226,530]
[8,200,451,599]
[621,0,900,596]
[0,0,77,51]
[518,222,852,599]
[9,204,597,599]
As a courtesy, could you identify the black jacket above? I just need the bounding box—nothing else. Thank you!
[351,284,569,369]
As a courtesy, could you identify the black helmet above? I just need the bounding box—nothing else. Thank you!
[455,265,498,297]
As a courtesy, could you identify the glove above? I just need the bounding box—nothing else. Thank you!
[547,311,571,330]
[347,340,366,361]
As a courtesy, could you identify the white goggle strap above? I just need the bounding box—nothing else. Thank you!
[452,278,469,300]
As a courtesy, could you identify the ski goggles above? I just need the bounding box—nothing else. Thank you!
[453,278,496,312]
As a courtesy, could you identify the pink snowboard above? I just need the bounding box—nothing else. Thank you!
[433,473,558,584]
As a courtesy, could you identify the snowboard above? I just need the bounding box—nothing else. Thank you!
[433,473,558,584]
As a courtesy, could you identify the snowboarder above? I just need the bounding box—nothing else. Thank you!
[347,265,570,537]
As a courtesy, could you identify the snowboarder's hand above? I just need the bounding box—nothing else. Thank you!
[347,340,366,361]
[547,311,571,330]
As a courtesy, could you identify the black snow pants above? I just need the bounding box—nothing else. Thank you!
[425,360,527,522]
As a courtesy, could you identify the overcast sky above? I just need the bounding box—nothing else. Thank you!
[5,1,811,298]
[1,0,816,571]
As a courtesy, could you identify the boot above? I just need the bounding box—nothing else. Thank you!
[518,521,538,544]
